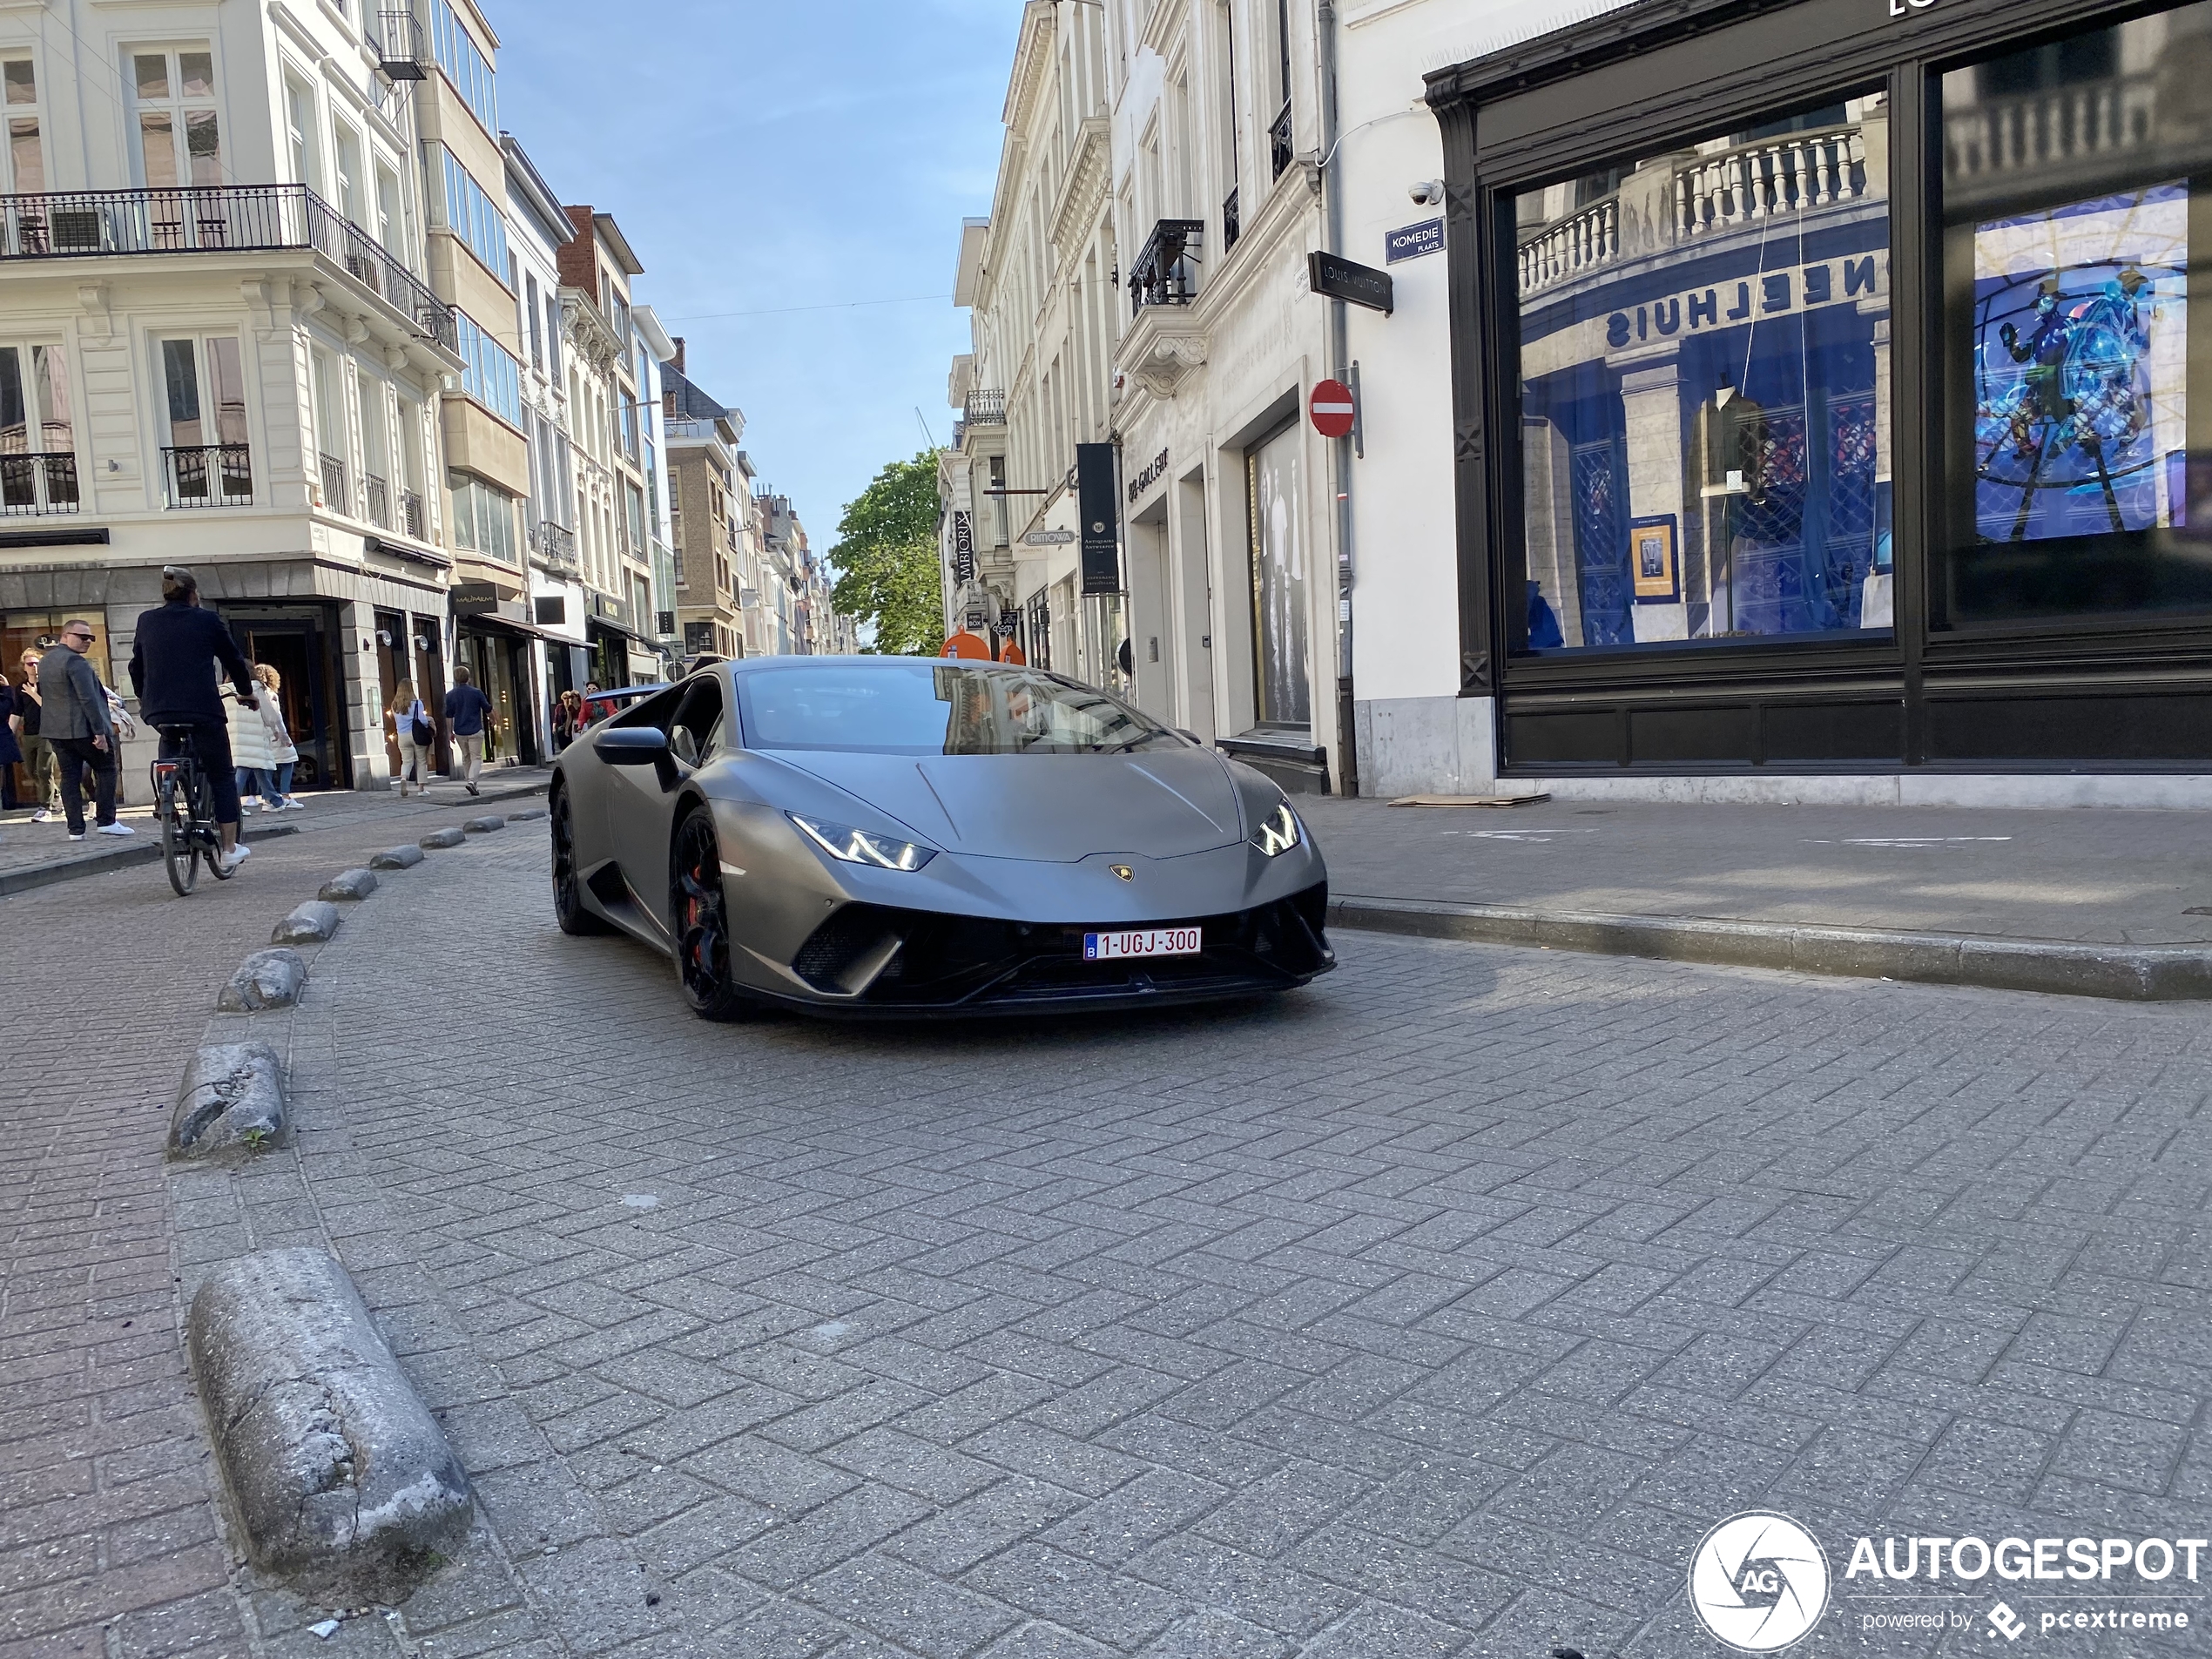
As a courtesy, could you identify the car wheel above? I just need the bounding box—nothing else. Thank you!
[551,784,609,936]
[673,806,756,1021]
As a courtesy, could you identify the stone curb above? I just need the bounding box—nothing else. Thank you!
[320,867,379,901]
[417,826,465,849]
[217,948,307,1012]
[462,814,505,833]
[0,821,299,899]
[272,900,341,944]
[170,1042,286,1159]
[1328,895,2212,1002]
[185,1249,474,1602]
[368,844,424,870]
[507,806,546,822]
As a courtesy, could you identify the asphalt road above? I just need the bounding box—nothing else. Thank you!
[6,821,2211,1657]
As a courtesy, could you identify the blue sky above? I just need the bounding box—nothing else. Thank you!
[494,0,1019,561]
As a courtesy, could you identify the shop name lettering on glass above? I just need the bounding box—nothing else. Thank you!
[1600,258,1885,354]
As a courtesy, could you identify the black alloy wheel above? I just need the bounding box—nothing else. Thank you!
[674,806,753,1021]
[551,784,608,935]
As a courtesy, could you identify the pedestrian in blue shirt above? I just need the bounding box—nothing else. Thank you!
[444,664,496,796]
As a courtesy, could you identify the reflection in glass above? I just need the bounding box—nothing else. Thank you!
[1514,95,1893,650]
[1246,421,1309,720]
[1941,3,2212,623]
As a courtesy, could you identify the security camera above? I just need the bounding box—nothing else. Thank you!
[1410,179,1445,206]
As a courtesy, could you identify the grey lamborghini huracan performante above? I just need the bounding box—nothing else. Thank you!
[549,658,1334,1018]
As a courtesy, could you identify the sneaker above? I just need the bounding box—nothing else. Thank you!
[466,783,480,796]
[30,809,54,823]
[280,799,305,812]
[94,821,136,837]
[219,845,252,873]
[67,831,84,841]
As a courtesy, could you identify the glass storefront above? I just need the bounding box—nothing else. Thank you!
[1246,421,1312,719]
[1515,95,1893,650]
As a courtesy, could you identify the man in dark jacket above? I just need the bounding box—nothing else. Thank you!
[38,620,130,840]
[129,566,260,872]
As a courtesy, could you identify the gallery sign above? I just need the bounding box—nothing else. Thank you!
[1126,448,1169,502]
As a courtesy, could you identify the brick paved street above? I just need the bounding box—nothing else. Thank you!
[8,818,2212,1656]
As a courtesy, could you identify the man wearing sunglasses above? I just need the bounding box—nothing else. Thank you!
[37,620,132,842]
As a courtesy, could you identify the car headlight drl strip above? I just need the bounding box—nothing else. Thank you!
[1251,801,1302,857]
[787,813,937,872]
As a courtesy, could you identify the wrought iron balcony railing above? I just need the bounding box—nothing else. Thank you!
[318,451,349,516]
[0,184,455,351]
[363,470,389,529]
[163,444,253,509]
[1128,219,1204,315]
[532,518,580,572]
[1223,185,1241,254]
[400,489,425,540]
[962,388,1006,425]
[377,9,428,79]
[0,452,78,516]
[1270,102,1294,179]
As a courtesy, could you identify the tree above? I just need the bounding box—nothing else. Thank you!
[829,450,946,656]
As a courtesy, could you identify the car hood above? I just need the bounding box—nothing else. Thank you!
[766,746,1246,861]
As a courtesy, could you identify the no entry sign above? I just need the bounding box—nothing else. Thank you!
[1310,379,1356,439]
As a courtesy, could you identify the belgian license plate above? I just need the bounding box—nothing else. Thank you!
[1084,927,1202,961]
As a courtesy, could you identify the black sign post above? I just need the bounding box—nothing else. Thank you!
[1076,443,1120,595]
[1307,250,1394,315]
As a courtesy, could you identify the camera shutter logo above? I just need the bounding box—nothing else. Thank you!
[1689,1512,1831,1651]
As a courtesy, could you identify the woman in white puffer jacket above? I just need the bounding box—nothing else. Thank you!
[227,664,290,812]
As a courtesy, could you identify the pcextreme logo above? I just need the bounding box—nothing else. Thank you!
[1689,1513,1831,1651]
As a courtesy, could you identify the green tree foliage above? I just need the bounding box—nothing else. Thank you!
[829,451,946,656]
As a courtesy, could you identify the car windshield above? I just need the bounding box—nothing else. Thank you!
[736,663,1182,756]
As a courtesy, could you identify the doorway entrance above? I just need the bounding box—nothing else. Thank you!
[219,604,351,790]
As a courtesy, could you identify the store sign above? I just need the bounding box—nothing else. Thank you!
[1021,529,1076,546]
[1308,250,1394,315]
[1076,442,1121,596]
[951,509,975,583]
[1536,252,1889,368]
[1386,219,1443,263]
[449,581,502,614]
[1126,448,1169,502]
[534,596,567,627]
[1885,0,1939,16]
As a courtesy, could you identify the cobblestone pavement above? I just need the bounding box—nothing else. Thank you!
[0,796,544,1659]
[74,827,2212,1656]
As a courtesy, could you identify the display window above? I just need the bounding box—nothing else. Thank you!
[1514,92,1893,652]
[1939,3,2212,627]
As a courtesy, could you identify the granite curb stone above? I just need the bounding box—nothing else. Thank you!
[1329,894,2212,1002]
[368,844,425,869]
[462,814,505,833]
[216,948,307,1012]
[272,899,342,944]
[507,806,546,822]
[169,1041,285,1158]
[319,867,379,900]
[185,1249,474,1602]
[417,826,465,849]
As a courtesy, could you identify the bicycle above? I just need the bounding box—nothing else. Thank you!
[151,725,237,895]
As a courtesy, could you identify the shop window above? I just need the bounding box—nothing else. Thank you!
[1513,90,1893,651]
[1938,2,2212,626]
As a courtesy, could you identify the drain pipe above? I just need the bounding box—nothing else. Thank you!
[1317,0,1358,797]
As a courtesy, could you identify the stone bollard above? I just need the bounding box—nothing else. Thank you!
[319,868,379,901]
[216,948,306,1013]
[272,900,341,945]
[170,1042,285,1158]
[462,815,505,834]
[187,1251,474,1601]
[509,806,547,822]
[418,826,465,849]
[368,845,424,870]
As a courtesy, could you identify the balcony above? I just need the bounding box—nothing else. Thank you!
[163,444,253,509]
[400,489,425,540]
[1270,102,1294,180]
[318,451,349,516]
[0,184,455,352]
[962,388,1006,426]
[376,9,428,80]
[532,518,580,575]
[1223,185,1241,254]
[363,471,389,529]
[1128,219,1204,315]
[0,452,78,516]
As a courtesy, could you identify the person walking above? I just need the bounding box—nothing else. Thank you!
[256,664,300,809]
[444,664,495,796]
[15,646,58,821]
[129,566,260,873]
[388,680,433,796]
[0,667,22,811]
[553,689,583,752]
[39,620,132,842]
[228,663,278,812]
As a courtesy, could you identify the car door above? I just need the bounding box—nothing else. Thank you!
[608,676,726,936]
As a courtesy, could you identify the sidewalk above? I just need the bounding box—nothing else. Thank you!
[1303,793,2212,1000]
[0,766,552,895]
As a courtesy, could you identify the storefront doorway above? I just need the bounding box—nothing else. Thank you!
[221,605,351,791]
[1245,420,1311,729]
[459,624,540,767]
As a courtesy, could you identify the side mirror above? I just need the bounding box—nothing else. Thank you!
[593,726,668,765]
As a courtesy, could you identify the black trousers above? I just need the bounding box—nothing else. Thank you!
[158,718,240,825]
[50,735,117,833]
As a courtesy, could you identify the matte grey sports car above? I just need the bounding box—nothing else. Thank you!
[548,657,1333,1017]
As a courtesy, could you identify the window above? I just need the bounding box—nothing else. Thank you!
[1938,2,2212,626]
[374,162,402,253]
[429,0,496,132]
[333,121,363,226]
[625,482,645,558]
[0,344,75,513]
[448,470,516,563]
[525,273,543,367]
[453,311,521,426]
[3,58,44,192]
[158,336,249,505]
[1513,91,1892,651]
[284,75,316,191]
[134,49,221,188]
[437,146,509,276]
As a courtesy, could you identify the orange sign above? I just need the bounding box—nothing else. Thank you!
[941,631,992,660]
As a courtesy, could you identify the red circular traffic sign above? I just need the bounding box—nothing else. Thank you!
[1309,379,1356,439]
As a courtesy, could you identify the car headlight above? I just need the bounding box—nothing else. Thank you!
[788,813,937,872]
[1251,800,1302,857]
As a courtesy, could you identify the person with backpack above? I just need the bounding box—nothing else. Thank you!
[388,680,435,796]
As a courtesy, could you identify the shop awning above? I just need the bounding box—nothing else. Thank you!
[458,610,561,643]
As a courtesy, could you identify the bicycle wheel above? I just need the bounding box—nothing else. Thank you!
[157,770,197,896]
[196,765,236,881]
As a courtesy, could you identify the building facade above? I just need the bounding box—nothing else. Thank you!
[664,356,747,660]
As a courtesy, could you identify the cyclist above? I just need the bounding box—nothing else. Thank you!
[128,566,260,873]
